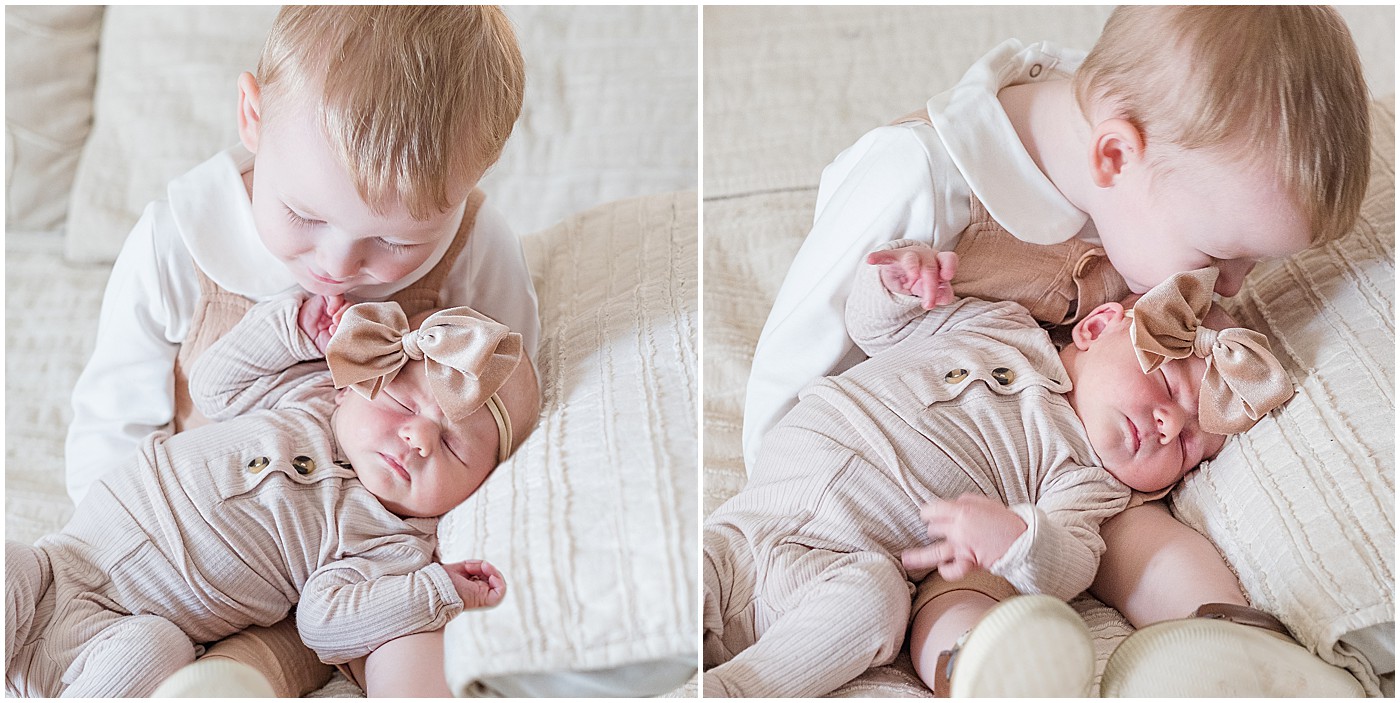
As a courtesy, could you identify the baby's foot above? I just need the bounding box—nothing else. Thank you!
[443,559,507,609]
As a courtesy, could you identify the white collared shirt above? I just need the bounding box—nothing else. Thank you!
[64,145,541,505]
[742,39,1093,469]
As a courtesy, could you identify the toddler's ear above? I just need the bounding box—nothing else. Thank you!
[1071,302,1127,350]
[237,72,264,154]
[1088,117,1145,187]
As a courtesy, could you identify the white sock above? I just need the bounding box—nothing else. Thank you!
[150,657,277,698]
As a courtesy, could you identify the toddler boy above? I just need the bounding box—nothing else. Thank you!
[703,242,1360,697]
[7,297,540,697]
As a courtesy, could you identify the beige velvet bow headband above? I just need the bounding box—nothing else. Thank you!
[1127,268,1293,435]
[326,302,522,463]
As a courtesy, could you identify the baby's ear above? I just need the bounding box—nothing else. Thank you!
[1071,302,1127,350]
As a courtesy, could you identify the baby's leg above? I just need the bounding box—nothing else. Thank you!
[64,613,198,696]
[704,547,909,698]
[171,617,333,696]
[701,523,761,669]
[5,542,47,674]
[1092,502,1364,696]
[347,629,452,696]
[910,572,1094,697]
[1090,501,1247,626]
[5,541,55,695]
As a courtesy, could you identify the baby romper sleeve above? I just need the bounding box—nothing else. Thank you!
[844,239,989,356]
[296,543,464,664]
[187,295,331,421]
[989,465,1131,601]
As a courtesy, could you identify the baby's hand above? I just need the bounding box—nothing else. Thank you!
[866,246,958,309]
[297,294,345,355]
[901,494,1026,581]
[443,559,507,609]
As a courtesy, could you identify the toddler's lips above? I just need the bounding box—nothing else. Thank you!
[379,453,411,482]
[1127,417,1142,454]
[309,269,345,286]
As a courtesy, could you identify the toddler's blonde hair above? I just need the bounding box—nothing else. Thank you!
[1074,6,1371,246]
[255,6,525,219]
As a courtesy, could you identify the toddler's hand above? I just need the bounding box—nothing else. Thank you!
[901,494,1026,581]
[297,294,345,355]
[866,246,958,309]
[444,559,507,609]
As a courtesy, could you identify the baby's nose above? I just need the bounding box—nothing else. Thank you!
[1154,405,1185,443]
[400,417,439,457]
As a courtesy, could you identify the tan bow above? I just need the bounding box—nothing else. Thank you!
[327,302,522,444]
[1128,268,1293,435]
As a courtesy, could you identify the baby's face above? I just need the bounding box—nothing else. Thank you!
[240,86,467,298]
[332,360,502,518]
[1066,312,1228,493]
[1090,151,1310,297]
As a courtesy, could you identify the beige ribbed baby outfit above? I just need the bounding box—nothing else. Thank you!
[5,297,463,698]
[703,239,1131,697]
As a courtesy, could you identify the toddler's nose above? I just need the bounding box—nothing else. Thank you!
[319,240,364,280]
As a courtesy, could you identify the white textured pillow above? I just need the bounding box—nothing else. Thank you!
[1170,98,1396,695]
[4,6,103,233]
[65,5,276,264]
[437,192,699,696]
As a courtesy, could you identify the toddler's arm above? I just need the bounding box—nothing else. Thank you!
[743,126,949,468]
[65,205,199,505]
[187,295,328,421]
[846,239,963,355]
[438,203,542,361]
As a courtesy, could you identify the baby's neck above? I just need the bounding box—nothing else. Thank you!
[997,79,1096,213]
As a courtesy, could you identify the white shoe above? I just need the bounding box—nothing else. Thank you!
[1100,609,1365,697]
[150,657,277,698]
[941,594,1094,697]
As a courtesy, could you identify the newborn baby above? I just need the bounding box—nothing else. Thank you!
[702,240,1291,697]
[5,295,540,697]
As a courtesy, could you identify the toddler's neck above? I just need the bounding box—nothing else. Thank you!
[997,79,1096,214]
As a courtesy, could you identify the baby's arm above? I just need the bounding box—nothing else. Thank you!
[347,563,506,697]
[187,294,327,421]
[297,548,503,664]
[905,467,1129,601]
[845,240,964,356]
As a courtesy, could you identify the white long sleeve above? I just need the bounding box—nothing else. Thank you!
[64,203,200,506]
[742,124,965,469]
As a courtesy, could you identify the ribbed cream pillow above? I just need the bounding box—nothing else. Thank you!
[437,192,699,696]
[1171,98,1395,695]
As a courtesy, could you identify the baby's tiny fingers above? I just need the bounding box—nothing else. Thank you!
[901,542,949,571]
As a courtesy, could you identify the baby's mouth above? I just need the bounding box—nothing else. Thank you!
[1127,417,1142,454]
[380,453,411,482]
